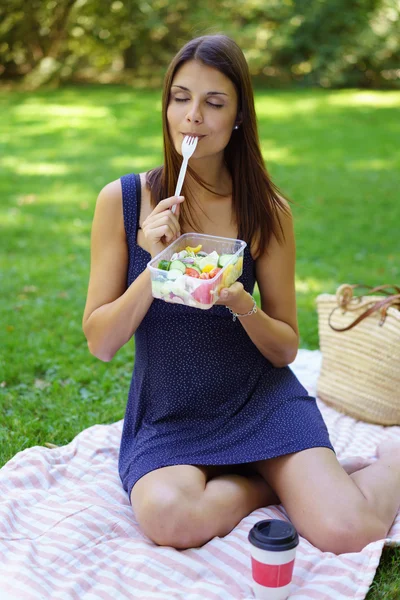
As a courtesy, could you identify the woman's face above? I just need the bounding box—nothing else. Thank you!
[167,60,239,160]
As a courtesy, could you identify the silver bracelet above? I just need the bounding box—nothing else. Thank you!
[228,297,258,322]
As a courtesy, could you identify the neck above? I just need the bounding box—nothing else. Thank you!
[187,153,232,198]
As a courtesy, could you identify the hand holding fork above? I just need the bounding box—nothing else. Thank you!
[142,136,198,256]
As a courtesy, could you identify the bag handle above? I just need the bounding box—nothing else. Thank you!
[329,292,400,332]
[336,284,400,310]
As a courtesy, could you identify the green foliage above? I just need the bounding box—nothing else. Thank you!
[279,0,400,88]
[1,0,399,88]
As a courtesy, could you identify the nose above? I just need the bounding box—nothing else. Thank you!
[185,102,203,124]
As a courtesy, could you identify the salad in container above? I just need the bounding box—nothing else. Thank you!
[147,233,247,309]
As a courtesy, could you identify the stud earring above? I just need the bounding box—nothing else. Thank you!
[234,125,239,130]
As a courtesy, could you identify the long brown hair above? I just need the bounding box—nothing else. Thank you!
[146,34,290,258]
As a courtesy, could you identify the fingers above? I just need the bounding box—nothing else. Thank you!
[215,282,245,306]
[143,218,178,245]
[227,282,245,294]
[142,198,183,252]
[144,212,180,240]
[148,225,177,245]
[147,212,180,234]
[222,282,244,298]
[143,197,182,235]
[153,195,185,215]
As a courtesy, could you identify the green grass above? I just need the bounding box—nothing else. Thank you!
[0,86,399,597]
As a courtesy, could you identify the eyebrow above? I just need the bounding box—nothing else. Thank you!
[171,85,228,96]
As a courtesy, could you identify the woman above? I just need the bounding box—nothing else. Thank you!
[83,34,400,553]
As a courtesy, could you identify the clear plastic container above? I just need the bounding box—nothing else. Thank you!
[147,233,247,310]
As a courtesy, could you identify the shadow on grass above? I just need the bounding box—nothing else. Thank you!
[1,86,399,352]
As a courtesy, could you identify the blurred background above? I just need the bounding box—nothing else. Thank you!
[2,0,400,89]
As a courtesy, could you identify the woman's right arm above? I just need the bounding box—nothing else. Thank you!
[82,179,183,362]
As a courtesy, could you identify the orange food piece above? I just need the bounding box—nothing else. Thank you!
[185,267,200,278]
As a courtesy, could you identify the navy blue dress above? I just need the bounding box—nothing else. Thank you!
[118,173,333,499]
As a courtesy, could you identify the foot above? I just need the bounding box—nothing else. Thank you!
[339,456,375,475]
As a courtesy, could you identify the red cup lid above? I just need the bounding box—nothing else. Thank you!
[248,519,299,552]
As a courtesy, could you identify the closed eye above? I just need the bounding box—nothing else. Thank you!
[174,98,223,109]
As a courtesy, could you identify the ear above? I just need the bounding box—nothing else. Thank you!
[235,111,243,126]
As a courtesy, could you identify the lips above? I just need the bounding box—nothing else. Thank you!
[181,133,206,139]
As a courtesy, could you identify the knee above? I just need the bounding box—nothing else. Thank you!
[310,510,387,554]
[132,484,206,549]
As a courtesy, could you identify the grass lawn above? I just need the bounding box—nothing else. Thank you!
[0,86,399,597]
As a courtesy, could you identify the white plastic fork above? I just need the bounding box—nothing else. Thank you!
[171,135,199,214]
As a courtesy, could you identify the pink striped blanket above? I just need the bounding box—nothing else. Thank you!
[1,350,399,600]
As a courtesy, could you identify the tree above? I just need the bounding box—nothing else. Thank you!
[0,0,399,88]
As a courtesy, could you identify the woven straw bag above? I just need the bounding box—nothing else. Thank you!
[316,284,400,425]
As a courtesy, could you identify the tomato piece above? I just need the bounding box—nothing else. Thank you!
[185,267,200,278]
[209,267,222,279]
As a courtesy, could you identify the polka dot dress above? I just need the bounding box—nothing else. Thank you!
[118,173,334,500]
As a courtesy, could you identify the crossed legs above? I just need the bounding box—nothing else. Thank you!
[131,464,278,549]
[130,440,400,553]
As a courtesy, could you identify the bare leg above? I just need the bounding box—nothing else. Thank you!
[251,441,400,554]
[348,439,400,532]
[338,455,374,475]
[200,471,279,540]
[131,464,278,549]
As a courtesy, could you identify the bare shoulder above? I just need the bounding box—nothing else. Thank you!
[275,195,293,229]
[96,178,122,211]
[91,179,125,238]
[93,172,153,240]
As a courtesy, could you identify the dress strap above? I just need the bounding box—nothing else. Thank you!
[120,173,142,239]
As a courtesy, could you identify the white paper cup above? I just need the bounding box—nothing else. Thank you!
[248,520,299,600]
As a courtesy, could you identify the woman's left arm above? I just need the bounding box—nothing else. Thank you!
[218,205,299,368]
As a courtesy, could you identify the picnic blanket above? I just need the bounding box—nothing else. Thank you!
[1,349,399,600]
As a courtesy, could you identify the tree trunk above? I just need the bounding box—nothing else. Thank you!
[45,0,79,59]
[123,46,137,70]
[22,0,79,88]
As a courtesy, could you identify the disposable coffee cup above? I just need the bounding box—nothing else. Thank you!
[248,519,299,600]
